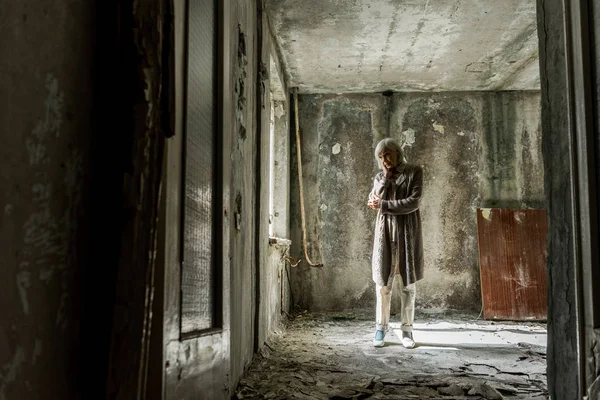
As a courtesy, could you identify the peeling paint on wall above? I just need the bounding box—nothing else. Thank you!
[291,92,544,313]
[481,208,492,220]
[274,102,285,118]
[401,128,416,148]
[236,25,248,142]
[291,94,386,311]
[432,122,445,134]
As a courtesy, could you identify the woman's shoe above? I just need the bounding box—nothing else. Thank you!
[401,331,415,349]
[373,329,386,347]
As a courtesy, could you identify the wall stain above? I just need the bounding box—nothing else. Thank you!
[6,71,85,396]
[236,25,248,141]
[291,92,543,313]
[235,192,242,231]
[400,96,479,289]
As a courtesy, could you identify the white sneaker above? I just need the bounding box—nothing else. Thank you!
[401,332,415,349]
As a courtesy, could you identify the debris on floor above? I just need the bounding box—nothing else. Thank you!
[235,311,548,399]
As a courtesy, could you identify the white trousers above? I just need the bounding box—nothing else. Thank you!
[376,275,416,332]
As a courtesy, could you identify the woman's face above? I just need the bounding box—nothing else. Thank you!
[378,148,398,170]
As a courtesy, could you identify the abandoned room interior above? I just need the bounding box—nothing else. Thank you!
[2,0,600,399]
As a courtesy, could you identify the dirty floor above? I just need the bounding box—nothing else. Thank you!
[235,311,547,399]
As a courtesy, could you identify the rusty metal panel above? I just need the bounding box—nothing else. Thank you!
[476,208,548,321]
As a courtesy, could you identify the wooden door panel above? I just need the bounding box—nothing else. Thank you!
[160,0,230,398]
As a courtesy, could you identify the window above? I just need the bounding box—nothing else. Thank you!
[181,0,220,334]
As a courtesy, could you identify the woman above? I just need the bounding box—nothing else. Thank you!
[367,138,424,348]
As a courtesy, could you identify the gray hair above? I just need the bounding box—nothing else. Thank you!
[374,138,406,170]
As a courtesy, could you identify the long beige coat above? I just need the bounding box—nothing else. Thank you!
[369,163,424,287]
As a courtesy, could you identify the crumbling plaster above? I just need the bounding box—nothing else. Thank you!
[289,92,544,314]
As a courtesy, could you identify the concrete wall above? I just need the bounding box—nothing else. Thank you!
[259,102,291,346]
[257,10,292,355]
[0,1,95,398]
[290,91,544,313]
[269,100,291,238]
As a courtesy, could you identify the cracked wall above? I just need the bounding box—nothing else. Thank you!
[290,92,544,313]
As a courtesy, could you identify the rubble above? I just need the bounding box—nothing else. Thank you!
[235,312,548,399]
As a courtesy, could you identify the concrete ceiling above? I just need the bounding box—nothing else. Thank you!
[266,0,540,93]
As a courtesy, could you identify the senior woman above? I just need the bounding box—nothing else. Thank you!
[367,138,424,348]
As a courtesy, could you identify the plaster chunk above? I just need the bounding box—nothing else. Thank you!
[274,102,285,118]
[432,122,445,134]
[481,208,492,221]
[402,128,416,148]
